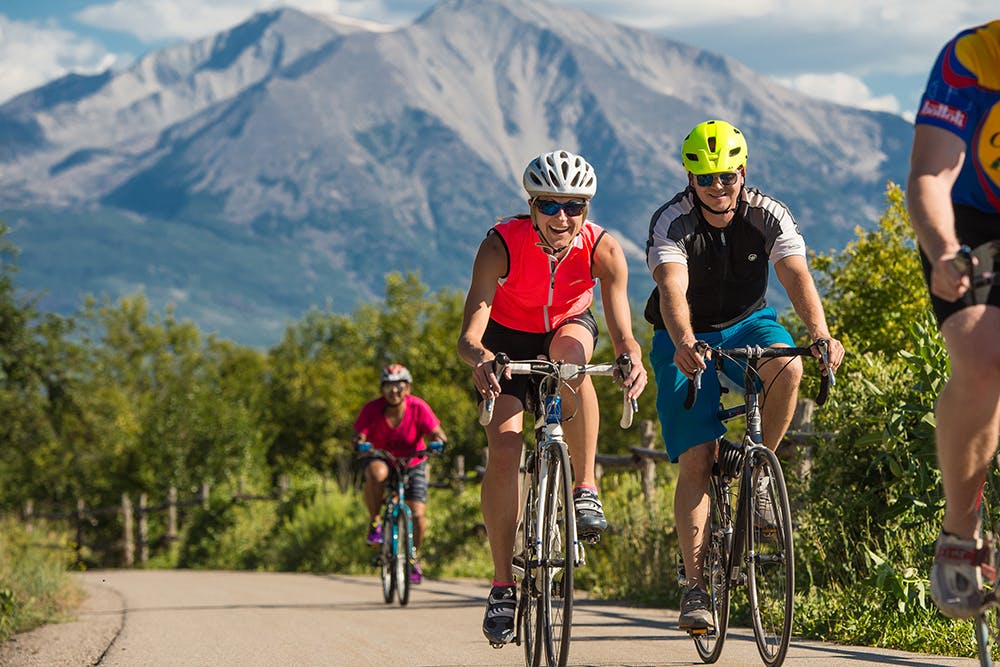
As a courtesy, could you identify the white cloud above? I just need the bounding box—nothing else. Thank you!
[0,17,123,104]
[775,72,901,115]
[74,0,389,43]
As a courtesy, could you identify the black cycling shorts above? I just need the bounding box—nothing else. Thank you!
[480,310,599,411]
[920,204,1000,327]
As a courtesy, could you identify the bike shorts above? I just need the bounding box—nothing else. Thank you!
[362,459,429,504]
[649,306,794,463]
[479,310,599,414]
[919,204,1000,327]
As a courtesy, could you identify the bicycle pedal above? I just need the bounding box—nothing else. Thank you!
[579,532,601,545]
[488,641,506,649]
[687,627,712,636]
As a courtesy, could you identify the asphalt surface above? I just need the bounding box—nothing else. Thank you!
[0,570,981,666]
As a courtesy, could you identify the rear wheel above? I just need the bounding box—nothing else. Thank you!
[380,510,394,604]
[976,607,997,667]
[694,477,732,663]
[395,509,413,606]
[539,444,574,667]
[746,447,793,667]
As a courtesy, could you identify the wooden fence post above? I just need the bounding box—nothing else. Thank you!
[75,498,86,565]
[121,493,134,568]
[22,499,34,532]
[201,481,210,509]
[277,475,289,499]
[639,420,657,505]
[138,493,148,564]
[454,455,466,492]
[167,487,178,544]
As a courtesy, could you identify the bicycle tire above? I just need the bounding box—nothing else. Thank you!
[976,462,1000,665]
[694,476,732,663]
[539,443,575,667]
[977,608,997,667]
[395,509,412,606]
[515,459,542,667]
[380,509,394,604]
[746,447,794,667]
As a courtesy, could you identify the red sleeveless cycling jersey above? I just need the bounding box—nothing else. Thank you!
[489,216,605,333]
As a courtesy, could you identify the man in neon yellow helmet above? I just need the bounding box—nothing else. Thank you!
[644,119,845,630]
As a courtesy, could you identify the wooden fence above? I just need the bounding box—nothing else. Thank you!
[21,478,289,568]
[17,399,819,567]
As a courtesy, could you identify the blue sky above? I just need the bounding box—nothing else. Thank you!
[0,0,996,119]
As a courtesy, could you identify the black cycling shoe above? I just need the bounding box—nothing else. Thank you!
[483,584,517,647]
[574,488,607,543]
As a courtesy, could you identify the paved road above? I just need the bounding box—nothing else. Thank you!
[0,570,979,666]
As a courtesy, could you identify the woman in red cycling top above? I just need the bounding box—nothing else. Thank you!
[457,149,647,646]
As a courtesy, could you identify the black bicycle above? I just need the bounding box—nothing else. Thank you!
[683,340,833,667]
[356,442,443,607]
[953,240,1000,667]
[480,352,637,667]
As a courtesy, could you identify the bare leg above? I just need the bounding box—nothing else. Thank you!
[364,460,389,520]
[675,441,715,589]
[408,499,427,551]
[756,352,803,450]
[480,395,525,583]
[938,306,1000,539]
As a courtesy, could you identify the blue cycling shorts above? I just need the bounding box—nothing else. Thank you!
[650,307,794,463]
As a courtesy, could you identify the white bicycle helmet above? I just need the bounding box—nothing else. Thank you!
[522,150,597,199]
[380,364,412,384]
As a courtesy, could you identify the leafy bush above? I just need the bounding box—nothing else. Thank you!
[0,518,78,641]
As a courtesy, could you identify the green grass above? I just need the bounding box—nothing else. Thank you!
[0,518,79,642]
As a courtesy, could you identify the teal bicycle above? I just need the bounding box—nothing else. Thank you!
[356,441,443,606]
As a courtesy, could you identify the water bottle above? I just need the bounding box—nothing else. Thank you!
[428,440,444,454]
[356,441,372,454]
[676,556,687,588]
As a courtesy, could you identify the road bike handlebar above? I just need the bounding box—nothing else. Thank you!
[478,352,638,428]
[955,242,1000,305]
[684,340,833,410]
[355,441,445,468]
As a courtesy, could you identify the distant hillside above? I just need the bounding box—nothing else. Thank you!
[0,0,912,346]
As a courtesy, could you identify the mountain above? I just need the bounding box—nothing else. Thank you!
[0,0,913,347]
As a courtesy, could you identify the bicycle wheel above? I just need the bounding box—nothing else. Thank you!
[538,443,575,667]
[394,509,413,606]
[976,608,997,667]
[746,447,793,667]
[514,459,542,667]
[380,510,394,604]
[694,476,732,663]
[975,462,1000,666]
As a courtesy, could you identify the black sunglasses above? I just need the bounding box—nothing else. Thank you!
[534,199,587,216]
[695,172,740,187]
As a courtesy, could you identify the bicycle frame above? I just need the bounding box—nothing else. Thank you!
[357,445,441,607]
[480,353,637,667]
[686,342,832,667]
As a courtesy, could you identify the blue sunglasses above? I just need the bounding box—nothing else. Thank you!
[695,172,740,187]
[534,199,587,216]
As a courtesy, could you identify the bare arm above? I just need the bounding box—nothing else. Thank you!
[774,254,845,371]
[906,124,969,300]
[457,233,506,397]
[593,234,647,399]
[651,261,705,377]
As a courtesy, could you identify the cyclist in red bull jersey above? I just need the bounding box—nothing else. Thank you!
[457,149,647,647]
[907,19,1000,620]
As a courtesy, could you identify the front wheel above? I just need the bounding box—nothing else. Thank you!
[538,443,574,667]
[395,509,413,606]
[694,476,732,663]
[515,457,541,667]
[746,447,793,667]
[976,607,997,666]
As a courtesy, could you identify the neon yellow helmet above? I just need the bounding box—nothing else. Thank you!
[681,120,748,174]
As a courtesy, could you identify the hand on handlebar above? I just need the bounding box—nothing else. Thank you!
[810,337,843,385]
[931,246,974,301]
[675,340,709,382]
